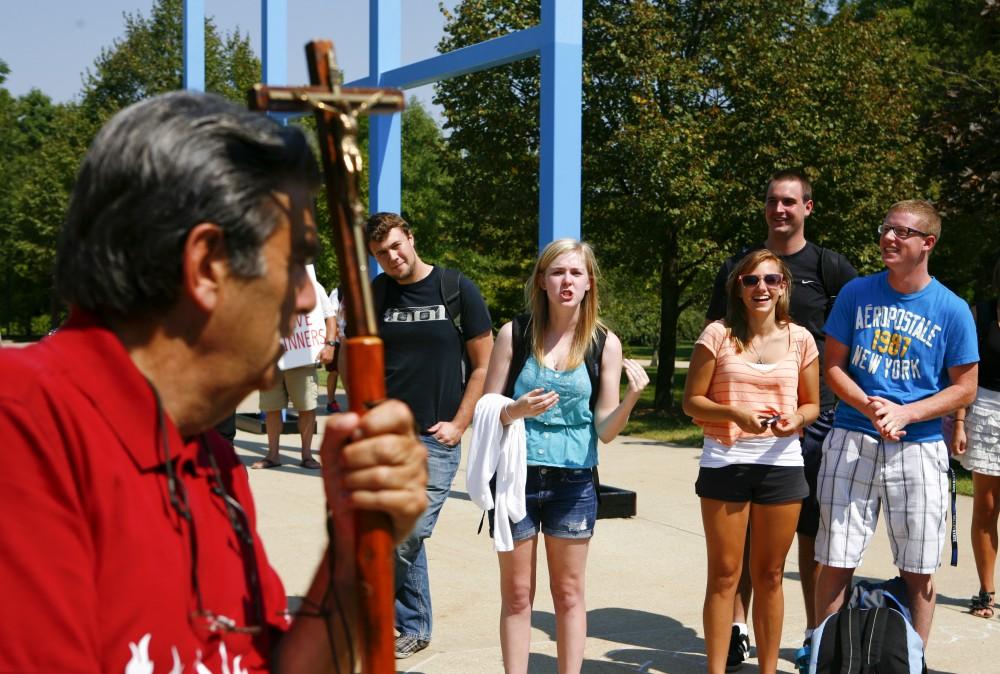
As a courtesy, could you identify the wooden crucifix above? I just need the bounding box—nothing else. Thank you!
[248,40,404,674]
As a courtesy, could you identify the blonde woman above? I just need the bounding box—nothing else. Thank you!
[683,249,819,674]
[482,239,648,674]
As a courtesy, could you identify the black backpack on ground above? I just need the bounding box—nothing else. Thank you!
[808,577,926,674]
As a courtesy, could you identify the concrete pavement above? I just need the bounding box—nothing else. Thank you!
[236,393,996,673]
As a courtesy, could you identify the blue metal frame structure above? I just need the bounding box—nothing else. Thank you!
[182,0,582,248]
[182,0,204,91]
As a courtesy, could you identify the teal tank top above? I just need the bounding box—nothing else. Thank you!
[514,357,597,468]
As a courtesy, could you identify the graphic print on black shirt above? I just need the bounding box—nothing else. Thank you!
[377,266,492,433]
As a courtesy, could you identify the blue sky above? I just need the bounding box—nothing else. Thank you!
[0,1,457,116]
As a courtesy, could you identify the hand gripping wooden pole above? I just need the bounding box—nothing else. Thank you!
[248,40,404,674]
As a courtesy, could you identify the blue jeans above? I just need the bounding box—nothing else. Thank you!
[395,434,460,641]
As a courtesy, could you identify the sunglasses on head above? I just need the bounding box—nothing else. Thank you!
[738,273,784,288]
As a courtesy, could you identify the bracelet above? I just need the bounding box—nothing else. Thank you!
[500,403,513,424]
[955,419,965,424]
[325,340,337,347]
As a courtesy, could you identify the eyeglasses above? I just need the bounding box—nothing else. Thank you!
[878,223,931,240]
[739,273,784,288]
[152,386,265,638]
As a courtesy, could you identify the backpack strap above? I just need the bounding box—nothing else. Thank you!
[439,267,464,337]
[819,246,842,316]
[502,313,532,399]
[437,267,470,386]
[371,273,389,323]
[585,326,608,413]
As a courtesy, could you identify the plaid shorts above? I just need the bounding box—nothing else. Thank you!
[815,428,949,575]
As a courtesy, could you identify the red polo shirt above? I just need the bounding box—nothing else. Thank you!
[0,312,289,673]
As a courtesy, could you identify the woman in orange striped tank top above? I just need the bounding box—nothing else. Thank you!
[683,249,820,674]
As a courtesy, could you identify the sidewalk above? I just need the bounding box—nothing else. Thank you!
[236,395,997,673]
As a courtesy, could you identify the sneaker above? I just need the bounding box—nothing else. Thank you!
[326,400,341,414]
[726,625,750,671]
[795,639,811,674]
[394,634,429,659]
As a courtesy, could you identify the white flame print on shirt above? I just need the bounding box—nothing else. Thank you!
[124,633,249,674]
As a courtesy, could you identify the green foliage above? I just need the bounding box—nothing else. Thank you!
[401,97,455,263]
[832,0,1000,297]
[0,89,94,336]
[0,0,262,336]
[439,0,925,411]
[434,0,542,323]
[600,266,660,347]
[80,0,259,117]
[911,0,1000,298]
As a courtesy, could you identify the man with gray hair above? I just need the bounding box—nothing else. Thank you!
[0,91,427,673]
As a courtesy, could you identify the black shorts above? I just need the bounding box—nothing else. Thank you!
[797,408,835,536]
[696,463,808,505]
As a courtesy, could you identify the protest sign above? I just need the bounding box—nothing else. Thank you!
[277,265,330,370]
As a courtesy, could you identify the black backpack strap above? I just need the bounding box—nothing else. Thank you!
[819,246,841,316]
[437,267,470,386]
[585,326,608,412]
[439,267,464,337]
[371,273,388,323]
[861,608,889,669]
[503,313,532,399]
[585,327,609,505]
[836,608,863,674]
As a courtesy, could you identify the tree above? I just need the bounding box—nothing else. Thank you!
[401,98,456,264]
[80,0,259,117]
[0,0,264,335]
[438,0,925,411]
[831,0,1000,298]
[0,82,94,335]
[434,1,543,323]
[907,0,999,297]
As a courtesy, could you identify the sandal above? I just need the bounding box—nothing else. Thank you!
[969,590,995,618]
[251,457,281,470]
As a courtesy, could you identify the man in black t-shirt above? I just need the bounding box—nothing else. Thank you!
[704,170,856,669]
[365,212,494,659]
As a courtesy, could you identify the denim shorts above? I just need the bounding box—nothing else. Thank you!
[490,465,597,541]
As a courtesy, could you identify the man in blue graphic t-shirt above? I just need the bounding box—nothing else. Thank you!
[815,200,979,647]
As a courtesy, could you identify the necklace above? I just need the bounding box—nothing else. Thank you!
[747,340,764,364]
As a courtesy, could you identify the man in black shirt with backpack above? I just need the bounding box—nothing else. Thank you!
[705,170,857,670]
[365,212,494,659]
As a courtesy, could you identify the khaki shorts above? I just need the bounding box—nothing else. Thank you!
[259,365,318,412]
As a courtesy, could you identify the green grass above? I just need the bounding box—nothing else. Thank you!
[952,462,973,497]
[620,365,703,445]
[626,341,694,362]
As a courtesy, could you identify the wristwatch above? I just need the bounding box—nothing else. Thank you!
[325,340,337,347]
